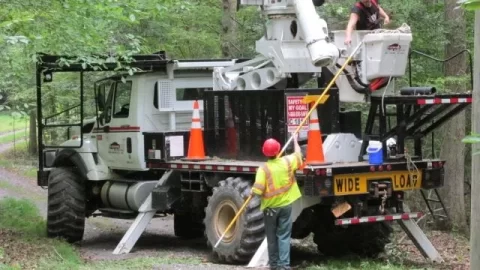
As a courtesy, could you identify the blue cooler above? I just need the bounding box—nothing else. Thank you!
[366,141,383,165]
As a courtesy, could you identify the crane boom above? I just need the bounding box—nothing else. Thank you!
[212,0,338,91]
[213,0,414,105]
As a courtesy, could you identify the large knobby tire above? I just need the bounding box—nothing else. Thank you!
[47,167,86,243]
[204,177,265,264]
[312,205,393,258]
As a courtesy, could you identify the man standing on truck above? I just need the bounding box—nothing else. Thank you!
[344,0,390,45]
[250,134,303,270]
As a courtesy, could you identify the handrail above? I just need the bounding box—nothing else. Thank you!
[44,104,81,124]
[408,49,473,90]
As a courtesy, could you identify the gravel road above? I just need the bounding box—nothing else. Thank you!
[0,141,322,269]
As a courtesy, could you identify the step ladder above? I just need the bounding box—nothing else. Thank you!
[419,188,450,226]
[247,204,444,268]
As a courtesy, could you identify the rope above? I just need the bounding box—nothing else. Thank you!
[369,23,412,34]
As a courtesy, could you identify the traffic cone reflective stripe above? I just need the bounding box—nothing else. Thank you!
[186,100,207,160]
[305,106,327,165]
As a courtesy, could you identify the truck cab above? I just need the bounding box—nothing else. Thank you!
[87,60,238,171]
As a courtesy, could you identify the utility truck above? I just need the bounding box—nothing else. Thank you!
[35,0,472,266]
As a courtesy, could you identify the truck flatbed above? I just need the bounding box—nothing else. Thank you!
[147,157,440,175]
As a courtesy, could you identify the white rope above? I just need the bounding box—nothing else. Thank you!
[369,23,412,34]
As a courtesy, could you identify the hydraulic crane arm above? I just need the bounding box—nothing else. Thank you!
[213,0,414,106]
[212,0,339,91]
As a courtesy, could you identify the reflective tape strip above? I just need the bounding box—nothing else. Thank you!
[192,120,201,129]
[417,97,472,105]
[335,212,423,226]
[261,157,295,199]
[262,165,276,193]
[147,162,310,174]
[253,183,265,191]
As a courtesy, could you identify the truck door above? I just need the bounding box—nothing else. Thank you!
[95,79,142,170]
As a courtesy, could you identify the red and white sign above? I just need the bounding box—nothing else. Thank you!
[286,96,309,133]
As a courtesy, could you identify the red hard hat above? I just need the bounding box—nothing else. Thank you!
[262,138,281,157]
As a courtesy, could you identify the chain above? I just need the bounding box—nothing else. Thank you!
[379,190,387,214]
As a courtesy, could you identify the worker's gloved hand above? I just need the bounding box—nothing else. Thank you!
[291,132,299,141]
[344,37,352,46]
[384,16,390,25]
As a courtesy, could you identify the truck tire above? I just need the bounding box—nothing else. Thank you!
[312,206,392,258]
[204,177,265,263]
[46,167,86,243]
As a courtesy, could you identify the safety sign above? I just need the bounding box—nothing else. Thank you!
[286,96,309,134]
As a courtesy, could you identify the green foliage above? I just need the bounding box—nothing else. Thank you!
[457,0,480,10]
[0,198,45,236]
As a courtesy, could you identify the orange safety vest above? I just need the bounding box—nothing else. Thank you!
[252,152,303,210]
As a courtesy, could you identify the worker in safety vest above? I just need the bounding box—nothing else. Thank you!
[344,0,390,45]
[250,135,303,270]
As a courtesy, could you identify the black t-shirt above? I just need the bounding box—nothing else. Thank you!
[351,0,381,30]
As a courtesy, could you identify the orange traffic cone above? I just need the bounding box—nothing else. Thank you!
[305,105,328,165]
[226,103,237,157]
[185,100,207,161]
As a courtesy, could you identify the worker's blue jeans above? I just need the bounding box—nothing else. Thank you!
[264,204,293,269]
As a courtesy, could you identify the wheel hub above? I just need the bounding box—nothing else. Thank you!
[214,200,238,243]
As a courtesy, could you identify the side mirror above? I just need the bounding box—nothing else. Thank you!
[96,89,105,111]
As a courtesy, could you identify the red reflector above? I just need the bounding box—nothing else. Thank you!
[378,165,383,171]
[386,164,392,171]
[370,166,375,172]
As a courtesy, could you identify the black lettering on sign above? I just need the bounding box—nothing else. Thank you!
[336,177,361,193]
[335,178,344,192]
[394,174,419,189]
[347,178,354,190]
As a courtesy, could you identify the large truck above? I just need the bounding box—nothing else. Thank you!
[34,0,471,266]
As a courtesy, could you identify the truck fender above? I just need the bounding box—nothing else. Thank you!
[52,148,89,179]
[52,149,111,181]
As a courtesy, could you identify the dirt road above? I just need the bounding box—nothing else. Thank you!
[0,141,322,269]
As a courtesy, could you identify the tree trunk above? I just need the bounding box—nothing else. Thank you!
[470,9,480,270]
[437,0,467,233]
[28,109,37,155]
[221,0,237,57]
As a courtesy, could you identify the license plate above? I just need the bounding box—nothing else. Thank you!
[331,202,351,218]
[333,171,423,195]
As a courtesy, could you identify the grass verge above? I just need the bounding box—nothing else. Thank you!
[0,129,28,144]
[0,197,204,270]
[0,197,83,270]
[0,114,28,134]
[0,141,37,178]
